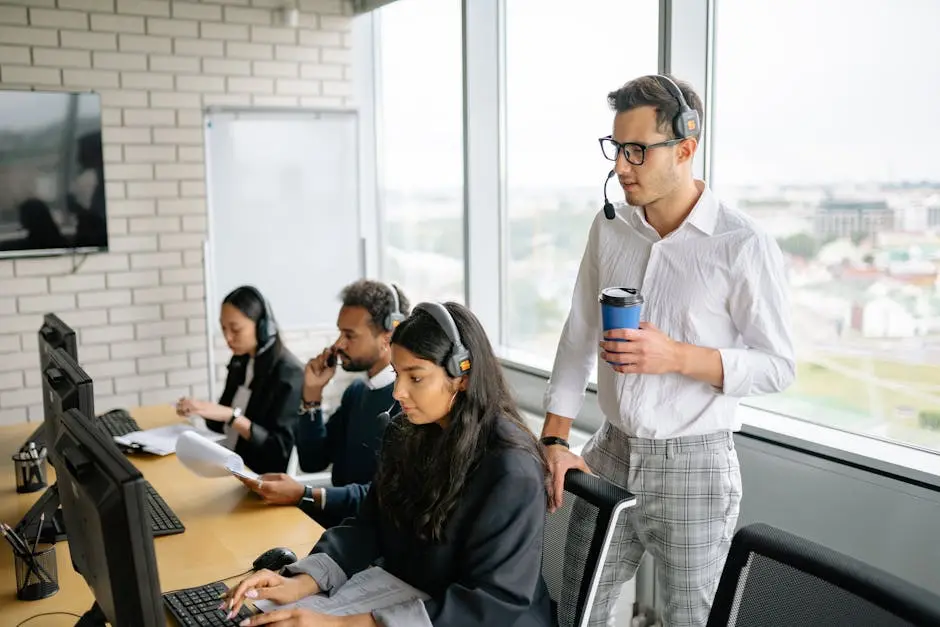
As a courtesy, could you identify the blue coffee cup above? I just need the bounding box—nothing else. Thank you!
[599,287,643,339]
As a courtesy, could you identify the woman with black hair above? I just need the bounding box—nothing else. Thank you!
[224,302,552,627]
[176,286,304,475]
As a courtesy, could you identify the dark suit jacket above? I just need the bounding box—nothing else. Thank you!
[310,418,553,626]
[295,379,397,527]
[206,347,304,474]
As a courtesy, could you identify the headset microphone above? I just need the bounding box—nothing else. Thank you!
[377,402,397,423]
[602,169,616,220]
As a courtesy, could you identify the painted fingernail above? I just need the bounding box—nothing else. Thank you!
[218,602,226,610]
[227,610,237,620]
[245,589,258,598]
[239,620,251,627]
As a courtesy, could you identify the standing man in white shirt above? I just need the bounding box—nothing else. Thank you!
[543,75,795,627]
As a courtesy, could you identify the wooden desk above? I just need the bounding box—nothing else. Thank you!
[0,406,323,625]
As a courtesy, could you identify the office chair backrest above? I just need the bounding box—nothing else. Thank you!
[542,470,635,627]
[707,523,940,627]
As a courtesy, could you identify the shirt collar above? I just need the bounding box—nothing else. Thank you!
[627,180,718,237]
[685,182,718,236]
[366,363,395,390]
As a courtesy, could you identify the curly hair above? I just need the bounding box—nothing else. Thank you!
[339,280,411,333]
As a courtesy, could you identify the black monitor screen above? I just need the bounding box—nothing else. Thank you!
[0,90,109,259]
[41,347,93,468]
[54,407,163,626]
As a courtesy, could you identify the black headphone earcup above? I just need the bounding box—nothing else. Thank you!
[675,110,700,139]
[446,346,471,378]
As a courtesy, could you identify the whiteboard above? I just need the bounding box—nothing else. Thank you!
[204,109,362,332]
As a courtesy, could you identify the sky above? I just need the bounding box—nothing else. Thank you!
[374,0,940,192]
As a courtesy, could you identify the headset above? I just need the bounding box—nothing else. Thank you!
[602,75,701,220]
[381,281,406,332]
[654,74,700,140]
[413,302,472,378]
[241,285,278,352]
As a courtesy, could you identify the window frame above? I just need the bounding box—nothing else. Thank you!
[365,0,940,484]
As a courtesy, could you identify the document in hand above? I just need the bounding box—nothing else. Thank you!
[254,567,429,617]
[175,430,258,480]
[113,423,201,456]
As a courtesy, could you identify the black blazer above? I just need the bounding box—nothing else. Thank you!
[206,346,304,474]
[310,418,553,626]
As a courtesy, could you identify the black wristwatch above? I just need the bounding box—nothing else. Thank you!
[227,407,242,426]
[540,436,570,449]
[299,484,314,506]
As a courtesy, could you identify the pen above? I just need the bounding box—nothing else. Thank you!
[2,524,55,584]
[1,524,29,556]
[1,527,25,556]
[33,514,44,554]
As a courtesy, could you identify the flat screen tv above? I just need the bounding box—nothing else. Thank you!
[0,90,108,259]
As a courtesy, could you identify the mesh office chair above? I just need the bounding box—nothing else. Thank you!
[542,470,636,627]
[707,522,940,627]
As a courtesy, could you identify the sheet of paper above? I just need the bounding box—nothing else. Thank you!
[113,423,199,456]
[226,462,258,482]
[255,567,429,617]
[176,430,251,478]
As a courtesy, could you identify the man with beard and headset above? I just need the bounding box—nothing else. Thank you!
[238,279,409,529]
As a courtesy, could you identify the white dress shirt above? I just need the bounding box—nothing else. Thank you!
[366,363,396,390]
[544,182,795,439]
[224,358,253,450]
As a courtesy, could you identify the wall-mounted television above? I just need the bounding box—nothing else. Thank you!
[0,90,108,259]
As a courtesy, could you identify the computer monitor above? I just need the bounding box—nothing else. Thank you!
[15,347,95,544]
[22,313,80,452]
[54,407,163,627]
[38,313,78,369]
[40,346,94,468]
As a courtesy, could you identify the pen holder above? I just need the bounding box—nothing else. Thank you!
[12,449,48,494]
[13,544,58,601]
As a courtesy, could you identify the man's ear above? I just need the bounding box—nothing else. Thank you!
[676,136,698,164]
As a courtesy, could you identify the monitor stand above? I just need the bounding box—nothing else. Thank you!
[75,602,108,627]
[15,483,67,545]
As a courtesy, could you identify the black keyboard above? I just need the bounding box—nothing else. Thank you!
[146,481,185,537]
[164,581,259,627]
[97,408,141,437]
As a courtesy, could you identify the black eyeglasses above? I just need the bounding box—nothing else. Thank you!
[598,135,683,166]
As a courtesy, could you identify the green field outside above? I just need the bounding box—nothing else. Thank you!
[765,355,940,451]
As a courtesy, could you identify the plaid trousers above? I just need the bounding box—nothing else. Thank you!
[561,422,742,627]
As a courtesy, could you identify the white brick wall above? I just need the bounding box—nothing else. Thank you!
[0,0,355,425]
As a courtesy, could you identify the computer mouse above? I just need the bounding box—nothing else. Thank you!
[252,547,298,572]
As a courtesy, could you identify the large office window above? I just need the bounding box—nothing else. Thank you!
[712,0,940,452]
[502,0,660,370]
[375,0,464,304]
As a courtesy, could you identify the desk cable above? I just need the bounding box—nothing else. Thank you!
[16,611,82,627]
[221,568,253,582]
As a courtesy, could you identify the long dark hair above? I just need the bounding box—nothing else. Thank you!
[222,286,284,364]
[374,302,548,543]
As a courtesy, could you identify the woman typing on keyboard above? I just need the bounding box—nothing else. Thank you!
[223,302,552,627]
[175,286,304,475]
